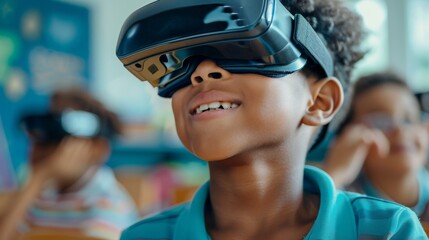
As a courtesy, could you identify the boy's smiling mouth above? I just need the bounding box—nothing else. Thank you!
[192,101,240,115]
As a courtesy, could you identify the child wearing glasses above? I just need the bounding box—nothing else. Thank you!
[324,72,429,225]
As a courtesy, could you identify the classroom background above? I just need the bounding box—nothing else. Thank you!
[1,0,429,216]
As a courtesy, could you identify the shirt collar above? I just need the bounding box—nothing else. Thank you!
[174,181,210,239]
[174,166,355,239]
[303,166,356,239]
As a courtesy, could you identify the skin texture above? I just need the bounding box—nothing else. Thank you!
[325,84,428,208]
[171,60,343,239]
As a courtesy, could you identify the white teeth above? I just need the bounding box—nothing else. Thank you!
[195,101,238,114]
[221,102,231,109]
[209,102,221,109]
[200,104,209,111]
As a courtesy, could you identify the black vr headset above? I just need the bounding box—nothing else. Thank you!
[20,110,113,144]
[116,0,334,98]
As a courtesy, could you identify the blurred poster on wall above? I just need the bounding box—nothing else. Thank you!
[0,0,90,175]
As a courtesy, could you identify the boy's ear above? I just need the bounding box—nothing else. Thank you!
[301,77,344,127]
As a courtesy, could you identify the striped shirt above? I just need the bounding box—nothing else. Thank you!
[24,167,139,240]
[120,166,426,240]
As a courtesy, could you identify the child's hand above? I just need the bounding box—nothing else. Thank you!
[323,124,389,188]
[32,137,96,183]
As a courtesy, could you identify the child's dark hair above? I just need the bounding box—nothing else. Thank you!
[337,72,411,134]
[282,0,367,149]
[50,88,122,137]
[282,0,366,91]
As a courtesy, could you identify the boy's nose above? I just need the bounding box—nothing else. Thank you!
[190,59,231,86]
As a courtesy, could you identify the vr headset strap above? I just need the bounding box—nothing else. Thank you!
[293,14,333,77]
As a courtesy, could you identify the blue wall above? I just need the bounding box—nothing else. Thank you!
[0,0,90,180]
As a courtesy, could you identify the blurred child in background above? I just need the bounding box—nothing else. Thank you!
[0,88,138,240]
[323,72,429,222]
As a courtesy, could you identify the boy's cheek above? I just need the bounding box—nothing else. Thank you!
[173,117,188,145]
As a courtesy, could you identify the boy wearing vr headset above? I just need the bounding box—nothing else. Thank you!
[0,89,137,240]
[117,0,426,239]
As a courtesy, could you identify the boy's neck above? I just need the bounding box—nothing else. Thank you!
[205,150,319,239]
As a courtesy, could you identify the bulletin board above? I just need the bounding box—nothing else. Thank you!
[0,0,90,178]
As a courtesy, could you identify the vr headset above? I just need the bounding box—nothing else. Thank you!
[20,110,113,144]
[116,0,333,98]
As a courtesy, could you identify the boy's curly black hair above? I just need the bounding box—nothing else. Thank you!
[282,0,367,91]
[281,0,367,150]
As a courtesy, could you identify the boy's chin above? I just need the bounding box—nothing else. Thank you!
[191,150,235,162]
[182,137,246,162]
[187,145,238,162]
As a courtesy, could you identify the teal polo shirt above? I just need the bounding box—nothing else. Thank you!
[351,168,429,219]
[121,166,427,239]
